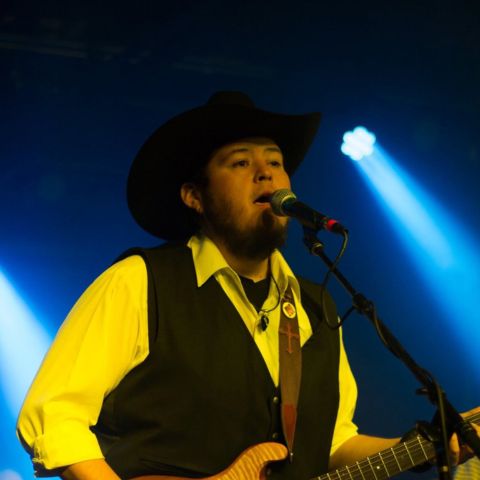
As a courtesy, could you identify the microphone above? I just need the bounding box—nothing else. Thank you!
[270,189,347,234]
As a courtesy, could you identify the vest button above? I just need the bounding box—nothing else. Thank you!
[272,396,280,404]
[272,432,279,439]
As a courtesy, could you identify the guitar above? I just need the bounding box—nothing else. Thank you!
[132,411,480,480]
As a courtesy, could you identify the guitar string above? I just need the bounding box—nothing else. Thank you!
[313,413,480,480]
[344,412,480,472]
[324,428,478,480]
[324,414,480,480]
[319,443,427,480]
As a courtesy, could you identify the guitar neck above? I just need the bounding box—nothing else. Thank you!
[312,412,480,480]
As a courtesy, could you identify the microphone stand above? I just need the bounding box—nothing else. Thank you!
[302,227,480,480]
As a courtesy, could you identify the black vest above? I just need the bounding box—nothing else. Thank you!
[92,243,340,479]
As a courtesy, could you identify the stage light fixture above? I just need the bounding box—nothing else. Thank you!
[341,126,376,161]
[343,132,480,372]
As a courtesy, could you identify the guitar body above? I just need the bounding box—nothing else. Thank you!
[131,442,288,480]
[130,411,479,480]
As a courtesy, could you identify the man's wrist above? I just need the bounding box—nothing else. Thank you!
[60,459,120,480]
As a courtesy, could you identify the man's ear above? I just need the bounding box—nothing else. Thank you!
[180,183,204,214]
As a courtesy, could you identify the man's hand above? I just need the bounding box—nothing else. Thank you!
[449,407,480,466]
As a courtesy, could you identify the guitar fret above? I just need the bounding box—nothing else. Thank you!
[390,447,401,471]
[356,461,366,480]
[404,442,414,465]
[394,441,414,471]
[337,465,354,480]
[366,457,378,480]
[378,451,390,477]
[419,438,429,461]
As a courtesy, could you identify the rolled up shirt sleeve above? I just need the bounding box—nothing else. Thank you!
[16,255,149,475]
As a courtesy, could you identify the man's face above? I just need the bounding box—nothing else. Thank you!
[197,137,292,260]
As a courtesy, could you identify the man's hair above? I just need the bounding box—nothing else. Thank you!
[183,164,210,232]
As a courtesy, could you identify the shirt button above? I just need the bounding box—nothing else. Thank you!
[272,396,280,404]
[272,432,279,440]
[266,468,272,476]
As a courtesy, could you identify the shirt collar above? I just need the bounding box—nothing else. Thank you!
[269,247,301,300]
[187,234,301,300]
[187,234,231,287]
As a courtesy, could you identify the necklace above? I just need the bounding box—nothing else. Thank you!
[259,274,281,331]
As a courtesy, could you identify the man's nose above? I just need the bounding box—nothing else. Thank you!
[254,163,273,182]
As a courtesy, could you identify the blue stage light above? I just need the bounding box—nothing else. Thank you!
[0,269,51,417]
[0,269,53,479]
[344,137,480,371]
[341,126,376,161]
[0,470,22,480]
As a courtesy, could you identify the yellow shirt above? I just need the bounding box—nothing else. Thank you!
[17,234,358,474]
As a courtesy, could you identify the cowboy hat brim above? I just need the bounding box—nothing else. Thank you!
[127,96,321,240]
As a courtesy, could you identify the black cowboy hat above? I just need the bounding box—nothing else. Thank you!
[127,91,321,240]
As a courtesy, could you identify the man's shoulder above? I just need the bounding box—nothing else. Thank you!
[296,276,339,330]
[116,242,190,263]
[296,275,326,302]
[296,275,321,291]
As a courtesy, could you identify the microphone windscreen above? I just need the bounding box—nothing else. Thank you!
[270,189,297,215]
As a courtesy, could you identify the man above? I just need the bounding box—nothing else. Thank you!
[17,92,478,479]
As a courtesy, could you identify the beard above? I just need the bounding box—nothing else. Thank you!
[201,190,288,261]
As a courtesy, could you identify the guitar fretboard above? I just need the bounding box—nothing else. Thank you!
[312,412,480,480]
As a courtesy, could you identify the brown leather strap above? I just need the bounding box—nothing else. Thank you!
[278,285,301,460]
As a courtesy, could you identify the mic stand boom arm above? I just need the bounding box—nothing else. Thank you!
[303,228,480,480]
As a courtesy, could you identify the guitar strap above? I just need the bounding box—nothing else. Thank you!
[278,285,302,461]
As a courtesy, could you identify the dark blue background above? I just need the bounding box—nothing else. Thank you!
[1,1,479,478]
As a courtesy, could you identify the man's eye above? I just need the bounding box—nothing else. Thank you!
[270,160,283,167]
[233,160,249,167]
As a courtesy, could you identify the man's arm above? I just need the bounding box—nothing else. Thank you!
[16,256,149,475]
[61,460,121,480]
[329,434,399,471]
[329,411,480,472]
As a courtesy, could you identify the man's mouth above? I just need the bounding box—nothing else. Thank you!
[254,194,272,205]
